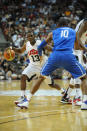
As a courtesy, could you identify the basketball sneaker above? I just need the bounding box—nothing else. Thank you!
[17,97,29,109]
[81,101,87,110]
[60,87,72,104]
[73,96,82,106]
[61,97,72,104]
[14,96,26,105]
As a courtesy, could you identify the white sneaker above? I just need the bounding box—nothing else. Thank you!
[73,97,82,106]
[14,96,25,105]
[17,97,29,109]
[76,101,82,106]
[81,101,87,110]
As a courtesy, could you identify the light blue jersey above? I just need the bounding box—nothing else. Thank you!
[52,27,76,52]
[40,27,86,78]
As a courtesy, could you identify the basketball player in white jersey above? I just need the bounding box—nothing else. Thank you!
[61,18,87,106]
[11,32,47,106]
[12,32,63,108]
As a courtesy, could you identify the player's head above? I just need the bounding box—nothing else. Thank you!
[27,32,35,45]
[57,18,69,27]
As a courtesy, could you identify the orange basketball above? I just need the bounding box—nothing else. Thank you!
[4,48,15,61]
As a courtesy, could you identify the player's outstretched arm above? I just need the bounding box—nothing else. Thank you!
[44,44,53,52]
[38,32,52,56]
[11,43,26,54]
[76,21,87,52]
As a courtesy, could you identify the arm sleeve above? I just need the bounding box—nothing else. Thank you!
[37,40,48,56]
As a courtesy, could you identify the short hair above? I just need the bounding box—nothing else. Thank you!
[58,18,69,26]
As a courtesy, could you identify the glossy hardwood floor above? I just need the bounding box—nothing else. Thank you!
[0,80,87,131]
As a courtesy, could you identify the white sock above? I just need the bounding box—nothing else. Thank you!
[75,88,81,98]
[83,95,87,102]
[21,90,25,97]
[27,92,33,102]
[66,87,72,98]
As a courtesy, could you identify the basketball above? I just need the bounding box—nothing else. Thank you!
[4,48,15,61]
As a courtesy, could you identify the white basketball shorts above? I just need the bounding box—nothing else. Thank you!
[22,63,41,79]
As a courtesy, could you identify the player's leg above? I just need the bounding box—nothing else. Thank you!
[18,54,59,109]
[62,50,83,104]
[80,75,87,110]
[73,78,82,105]
[64,53,87,109]
[49,82,65,93]
[48,74,66,94]
[14,74,28,105]
[61,77,82,105]
[61,78,74,104]
[73,50,83,105]
[17,65,43,109]
[15,64,36,107]
[14,73,36,105]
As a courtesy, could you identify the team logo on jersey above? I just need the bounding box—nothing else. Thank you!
[28,49,38,56]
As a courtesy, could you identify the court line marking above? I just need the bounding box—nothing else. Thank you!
[0,108,75,119]
[0,109,76,125]
[0,89,81,96]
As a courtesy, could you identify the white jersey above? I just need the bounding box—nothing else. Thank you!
[26,40,41,66]
[74,19,86,65]
[22,39,48,79]
[70,19,86,85]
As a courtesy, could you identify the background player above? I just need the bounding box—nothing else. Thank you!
[61,18,87,106]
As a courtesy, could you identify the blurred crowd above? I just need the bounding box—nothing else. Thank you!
[0,0,87,80]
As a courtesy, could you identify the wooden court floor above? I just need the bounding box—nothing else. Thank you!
[0,80,87,131]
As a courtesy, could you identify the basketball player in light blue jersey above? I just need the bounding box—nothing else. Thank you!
[17,18,87,110]
[61,18,87,105]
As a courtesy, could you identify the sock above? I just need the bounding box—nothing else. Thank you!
[21,90,25,97]
[66,87,72,98]
[83,95,87,102]
[75,88,81,98]
[27,92,33,102]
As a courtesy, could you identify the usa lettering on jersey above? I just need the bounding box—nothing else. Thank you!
[28,49,38,56]
[28,49,40,62]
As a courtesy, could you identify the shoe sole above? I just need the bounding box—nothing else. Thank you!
[17,105,28,109]
[81,108,87,110]
[60,101,72,104]
[74,104,81,106]
[74,103,82,106]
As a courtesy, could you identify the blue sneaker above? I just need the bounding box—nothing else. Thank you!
[81,101,87,110]
[17,97,29,109]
